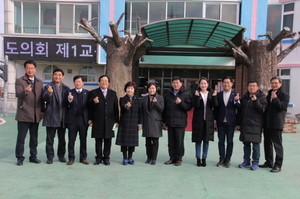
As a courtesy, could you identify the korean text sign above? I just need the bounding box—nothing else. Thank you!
[4,37,97,62]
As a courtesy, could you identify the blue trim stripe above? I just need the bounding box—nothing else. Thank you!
[256,0,268,40]
[240,0,253,39]
[282,39,296,43]
[99,0,110,63]
[114,0,125,37]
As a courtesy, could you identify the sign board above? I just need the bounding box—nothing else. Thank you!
[4,37,97,62]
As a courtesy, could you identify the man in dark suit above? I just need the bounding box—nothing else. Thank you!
[214,76,240,168]
[260,76,289,173]
[43,68,70,164]
[15,60,44,166]
[65,75,91,165]
[163,76,192,166]
[88,75,119,166]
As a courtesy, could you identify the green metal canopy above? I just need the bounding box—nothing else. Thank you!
[141,18,246,57]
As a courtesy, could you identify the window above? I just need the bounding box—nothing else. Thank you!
[278,68,290,94]
[44,65,58,81]
[267,5,282,38]
[267,3,294,38]
[14,1,99,35]
[125,1,239,34]
[79,66,96,82]
[283,3,294,32]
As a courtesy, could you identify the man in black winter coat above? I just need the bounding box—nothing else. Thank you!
[163,76,192,166]
[237,80,267,170]
[259,76,289,173]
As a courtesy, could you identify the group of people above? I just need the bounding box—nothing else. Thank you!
[15,60,289,173]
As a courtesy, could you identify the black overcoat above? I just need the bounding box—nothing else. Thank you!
[116,95,142,147]
[88,88,119,139]
[141,94,164,138]
[238,90,267,143]
[163,86,192,128]
[265,88,290,130]
[192,88,218,142]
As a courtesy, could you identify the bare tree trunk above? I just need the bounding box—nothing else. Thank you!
[248,40,277,94]
[106,37,132,98]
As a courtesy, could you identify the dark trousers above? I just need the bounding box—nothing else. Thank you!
[95,138,112,161]
[145,137,159,160]
[15,121,39,161]
[46,124,66,160]
[167,127,185,161]
[263,128,283,168]
[121,146,135,159]
[67,115,88,161]
[217,123,235,161]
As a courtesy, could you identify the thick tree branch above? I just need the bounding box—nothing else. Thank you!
[76,18,107,52]
[277,36,300,63]
[224,38,251,67]
[266,27,290,51]
[109,22,122,47]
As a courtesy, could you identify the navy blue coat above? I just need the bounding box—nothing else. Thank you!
[65,88,91,128]
[214,90,240,126]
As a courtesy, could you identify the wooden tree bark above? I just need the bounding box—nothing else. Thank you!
[76,13,152,98]
[248,40,278,93]
[224,28,300,94]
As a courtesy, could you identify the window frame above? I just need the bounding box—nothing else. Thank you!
[14,1,99,35]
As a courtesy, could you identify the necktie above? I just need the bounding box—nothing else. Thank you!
[77,90,81,93]
[102,90,106,98]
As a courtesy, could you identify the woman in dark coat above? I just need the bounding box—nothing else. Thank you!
[192,77,218,167]
[141,82,164,165]
[116,82,142,165]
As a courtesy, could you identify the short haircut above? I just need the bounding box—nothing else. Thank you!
[172,76,183,82]
[53,68,64,76]
[124,81,137,93]
[147,82,157,90]
[73,75,83,82]
[248,80,259,86]
[222,76,233,83]
[199,77,209,84]
[24,60,36,68]
[98,75,110,83]
[270,76,282,83]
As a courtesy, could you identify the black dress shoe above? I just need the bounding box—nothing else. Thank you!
[197,158,201,167]
[216,159,224,167]
[59,157,66,162]
[270,166,281,173]
[164,159,175,164]
[145,159,151,164]
[224,160,231,168]
[151,160,156,165]
[94,160,102,165]
[259,162,273,168]
[16,159,23,166]
[201,158,207,167]
[29,158,41,164]
[46,159,53,164]
[103,160,110,166]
